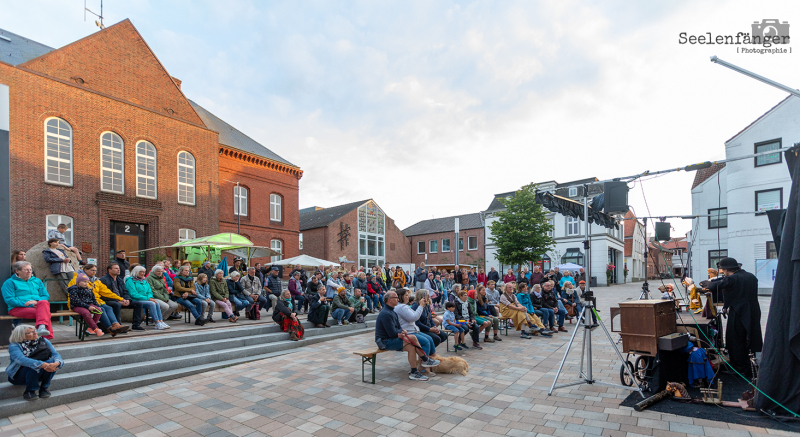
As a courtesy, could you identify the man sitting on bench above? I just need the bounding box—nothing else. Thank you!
[375,290,440,381]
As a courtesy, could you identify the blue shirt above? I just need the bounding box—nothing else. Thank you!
[442,309,457,326]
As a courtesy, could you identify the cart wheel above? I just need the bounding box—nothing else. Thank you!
[634,356,649,383]
[620,361,635,386]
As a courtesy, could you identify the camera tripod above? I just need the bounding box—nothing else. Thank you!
[638,281,652,300]
[549,296,645,398]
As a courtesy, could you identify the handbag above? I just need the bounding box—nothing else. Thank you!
[28,341,52,362]
[566,305,575,317]
[247,303,260,320]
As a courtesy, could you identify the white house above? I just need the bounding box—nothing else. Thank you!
[483,178,625,286]
[690,95,796,292]
[623,209,646,282]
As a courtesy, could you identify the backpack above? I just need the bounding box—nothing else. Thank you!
[247,303,260,320]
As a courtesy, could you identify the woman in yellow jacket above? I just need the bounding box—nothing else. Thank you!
[68,264,129,335]
[392,266,406,289]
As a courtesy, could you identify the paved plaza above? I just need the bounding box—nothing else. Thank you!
[0,282,793,437]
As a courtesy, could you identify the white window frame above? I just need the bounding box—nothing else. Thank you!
[270,239,282,263]
[100,131,124,194]
[567,216,580,236]
[178,228,196,241]
[417,241,425,254]
[441,238,451,252]
[568,187,578,197]
[177,151,195,205]
[44,117,73,186]
[46,214,74,246]
[429,240,438,253]
[234,186,248,216]
[467,236,478,251]
[270,194,282,222]
[548,217,555,237]
[135,141,157,199]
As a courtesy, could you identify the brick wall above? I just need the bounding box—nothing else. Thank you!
[2,33,219,267]
[385,216,411,264]
[298,227,326,259]
[409,227,485,268]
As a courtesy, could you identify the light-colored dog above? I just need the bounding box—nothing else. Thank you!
[429,353,469,376]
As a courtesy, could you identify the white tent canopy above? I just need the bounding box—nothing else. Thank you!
[556,263,584,271]
[269,254,340,268]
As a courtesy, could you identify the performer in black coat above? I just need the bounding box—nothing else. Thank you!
[701,257,763,377]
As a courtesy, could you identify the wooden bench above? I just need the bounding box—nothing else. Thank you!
[0,310,89,340]
[353,348,392,384]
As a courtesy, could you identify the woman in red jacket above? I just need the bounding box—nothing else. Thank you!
[477,269,487,286]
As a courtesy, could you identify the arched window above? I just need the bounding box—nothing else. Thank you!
[178,228,196,241]
[177,151,195,205]
[136,141,157,198]
[270,239,282,263]
[100,132,124,193]
[46,214,74,246]
[44,118,72,185]
[234,186,248,216]
[270,194,282,221]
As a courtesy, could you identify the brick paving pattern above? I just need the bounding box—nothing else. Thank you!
[0,282,795,437]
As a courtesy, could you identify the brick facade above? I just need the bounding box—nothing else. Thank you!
[218,148,300,270]
[1,21,220,267]
[409,227,485,268]
[299,201,410,267]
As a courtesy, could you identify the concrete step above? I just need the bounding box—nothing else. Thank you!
[0,325,375,417]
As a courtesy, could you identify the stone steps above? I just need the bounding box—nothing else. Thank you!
[0,315,376,417]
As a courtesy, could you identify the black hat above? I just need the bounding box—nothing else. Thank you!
[717,257,742,270]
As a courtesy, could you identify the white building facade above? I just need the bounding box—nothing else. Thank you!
[484,179,625,287]
[623,212,646,282]
[690,96,795,292]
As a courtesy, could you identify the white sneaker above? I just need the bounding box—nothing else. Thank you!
[162,322,171,329]
[155,322,166,330]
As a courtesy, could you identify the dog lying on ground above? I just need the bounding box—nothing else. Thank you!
[429,353,469,376]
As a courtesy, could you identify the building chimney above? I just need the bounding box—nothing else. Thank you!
[171,76,182,89]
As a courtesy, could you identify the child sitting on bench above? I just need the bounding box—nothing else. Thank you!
[67,273,104,337]
[442,302,467,351]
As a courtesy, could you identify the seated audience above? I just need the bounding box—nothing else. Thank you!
[367,274,383,312]
[147,266,179,321]
[198,261,215,279]
[43,238,75,294]
[68,264,128,335]
[395,289,435,363]
[331,287,354,325]
[287,271,305,314]
[241,267,268,315]
[227,271,251,315]
[126,266,169,330]
[442,301,467,351]
[375,290,439,381]
[46,223,83,263]
[303,274,321,314]
[100,263,144,331]
[308,284,331,328]
[272,289,304,340]
[67,273,105,337]
[560,282,582,319]
[473,286,502,342]
[412,290,448,348]
[210,270,237,322]
[194,273,216,323]
[499,282,548,339]
[174,266,206,325]
[349,288,370,323]
[6,324,63,401]
[264,267,283,313]
[542,280,566,332]
[455,289,490,349]
[2,261,53,339]
[529,284,555,332]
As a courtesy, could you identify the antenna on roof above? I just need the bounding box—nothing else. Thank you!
[84,0,105,29]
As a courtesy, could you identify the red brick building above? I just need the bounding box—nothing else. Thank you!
[402,213,485,269]
[0,21,301,267]
[298,200,410,268]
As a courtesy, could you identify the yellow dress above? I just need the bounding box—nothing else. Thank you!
[688,284,702,310]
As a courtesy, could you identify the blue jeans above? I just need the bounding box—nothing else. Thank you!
[366,294,380,311]
[98,304,118,328]
[539,308,555,327]
[332,308,352,322]
[9,366,55,393]
[230,295,251,311]
[292,295,304,312]
[138,300,162,320]
[176,297,204,319]
[555,301,566,327]
[415,331,440,354]
[412,332,434,357]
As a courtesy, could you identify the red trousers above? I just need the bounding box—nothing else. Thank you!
[72,307,100,330]
[8,301,53,339]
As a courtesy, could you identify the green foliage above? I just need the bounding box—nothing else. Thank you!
[490,183,555,269]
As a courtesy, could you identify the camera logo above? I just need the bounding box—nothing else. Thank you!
[752,19,790,44]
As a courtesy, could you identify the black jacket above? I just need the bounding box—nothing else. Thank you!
[530,292,544,310]
[454,299,475,322]
[226,279,245,297]
[542,289,558,310]
[412,303,435,333]
[375,305,402,341]
[487,270,500,283]
[198,266,215,279]
[265,274,282,296]
[99,274,131,300]
[704,269,763,352]
[115,257,130,275]
[272,298,294,324]
[305,280,320,299]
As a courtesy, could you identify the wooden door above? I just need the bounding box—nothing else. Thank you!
[116,235,141,265]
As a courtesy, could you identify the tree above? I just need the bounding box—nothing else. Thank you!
[490,183,555,271]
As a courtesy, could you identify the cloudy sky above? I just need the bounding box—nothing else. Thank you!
[4,0,800,236]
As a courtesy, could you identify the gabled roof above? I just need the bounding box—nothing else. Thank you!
[726,95,792,144]
[484,191,516,213]
[189,100,295,167]
[691,162,725,190]
[556,177,598,188]
[0,28,53,65]
[299,200,370,231]
[402,213,483,237]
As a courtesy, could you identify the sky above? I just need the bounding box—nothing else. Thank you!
[4,0,800,236]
